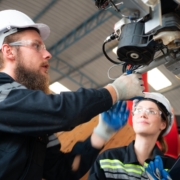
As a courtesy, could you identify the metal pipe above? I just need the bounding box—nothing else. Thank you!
[134,55,167,74]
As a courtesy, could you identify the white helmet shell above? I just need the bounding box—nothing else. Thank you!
[0,9,50,49]
[134,92,174,136]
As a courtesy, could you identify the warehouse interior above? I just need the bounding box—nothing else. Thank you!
[0,0,179,113]
[1,0,180,179]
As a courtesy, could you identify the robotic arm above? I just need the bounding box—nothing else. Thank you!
[93,0,180,75]
[94,0,179,11]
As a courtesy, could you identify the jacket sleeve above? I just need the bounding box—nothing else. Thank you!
[70,136,102,179]
[0,83,112,135]
[43,135,102,180]
[88,153,107,180]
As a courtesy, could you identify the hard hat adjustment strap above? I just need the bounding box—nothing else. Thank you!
[0,28,18,49]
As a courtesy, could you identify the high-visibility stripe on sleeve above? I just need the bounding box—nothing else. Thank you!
[47,134,60,148]
[0,82,26,102]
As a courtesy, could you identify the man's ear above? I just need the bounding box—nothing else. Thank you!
[1,44,15,60]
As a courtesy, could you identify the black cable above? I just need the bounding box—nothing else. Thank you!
[102,41,122,64]
[122,63,128,73]
[131,65,141,72]
[161,48,165,56]
[109,0,120,12]
[122,64,141,73]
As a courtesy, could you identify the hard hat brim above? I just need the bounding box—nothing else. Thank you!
[15,23,50,40]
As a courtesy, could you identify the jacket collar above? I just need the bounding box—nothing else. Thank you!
[124,140,164,164]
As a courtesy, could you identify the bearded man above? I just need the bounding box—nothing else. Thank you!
[0,9,144,180]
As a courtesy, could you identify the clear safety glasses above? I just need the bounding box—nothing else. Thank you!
[133,107,162,116]
[8,40,46,52]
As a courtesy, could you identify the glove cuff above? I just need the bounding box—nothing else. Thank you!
[108,83,120,103]
[93,116,115,140]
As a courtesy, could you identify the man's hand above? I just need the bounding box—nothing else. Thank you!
[109,73,145,102]
[93,100,129,140]
[145,155,172,180]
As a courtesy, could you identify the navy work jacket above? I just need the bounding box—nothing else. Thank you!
[0,72,112,180]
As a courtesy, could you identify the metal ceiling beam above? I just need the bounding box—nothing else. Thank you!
[48,10,114,56]
[48,9,122,56]
[53,46,116,82]
[50,56,99,88]
[48,7,122,87]
[33,0,58,21]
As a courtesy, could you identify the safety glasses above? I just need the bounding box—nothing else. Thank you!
[9,40,46,52]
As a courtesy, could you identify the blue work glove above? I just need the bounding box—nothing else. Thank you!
[145,155,172,180]
[93,101,129,140]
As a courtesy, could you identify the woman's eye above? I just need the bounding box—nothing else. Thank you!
[136,109,142,113]
[150,110,155,114]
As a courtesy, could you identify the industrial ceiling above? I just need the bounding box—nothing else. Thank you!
[1,0,180,115]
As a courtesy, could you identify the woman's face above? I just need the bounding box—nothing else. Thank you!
[132,100,166,137]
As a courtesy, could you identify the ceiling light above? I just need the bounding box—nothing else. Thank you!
[148,68,172,90]
[49,82,70,94]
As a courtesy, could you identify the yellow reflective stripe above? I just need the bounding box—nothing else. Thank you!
[100,159,145,174]
[144,162,148,168]
[101,164,144,175]
[100,159,144,170]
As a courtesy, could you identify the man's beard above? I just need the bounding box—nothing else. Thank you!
[15,59,51,94]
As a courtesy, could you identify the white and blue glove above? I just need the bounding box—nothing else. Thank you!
[145,155,172,180]
[93,100,129,140]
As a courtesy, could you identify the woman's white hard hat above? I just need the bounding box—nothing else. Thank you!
[134,92,174,136]
[0,9,50,49]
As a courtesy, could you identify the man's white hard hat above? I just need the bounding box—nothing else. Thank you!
[134,92,174,136]
[0,9,50,49]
